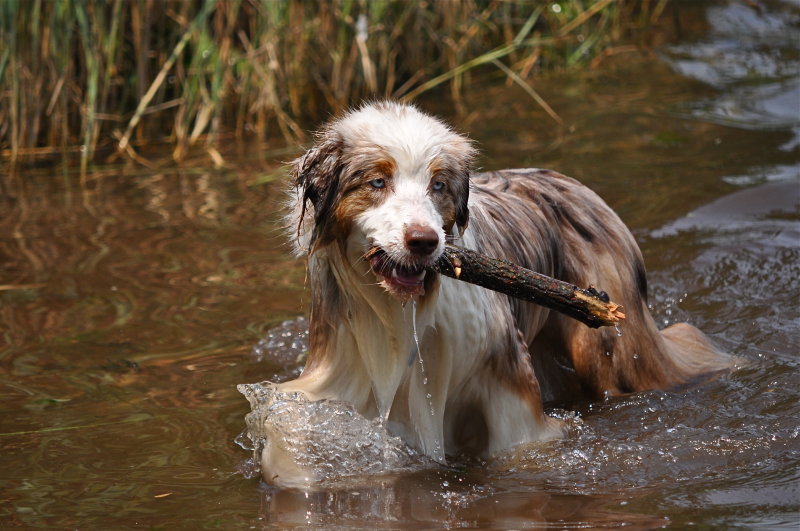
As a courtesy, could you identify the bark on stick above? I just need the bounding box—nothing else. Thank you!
[430,245,626,329]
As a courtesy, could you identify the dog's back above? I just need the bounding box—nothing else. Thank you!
[466,169,730,404]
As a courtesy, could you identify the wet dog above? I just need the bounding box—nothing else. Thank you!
[264,101,729,485]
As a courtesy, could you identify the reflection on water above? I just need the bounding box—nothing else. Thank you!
[662,1,800,131]
[0,169,307,527]
[1,1,799,528]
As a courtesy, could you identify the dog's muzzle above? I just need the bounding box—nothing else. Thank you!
[367,224,440,298]
[368,249,428,293]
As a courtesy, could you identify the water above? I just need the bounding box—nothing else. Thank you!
[238,382,424,484]
[409,301,437,420]
[1,2,799,528]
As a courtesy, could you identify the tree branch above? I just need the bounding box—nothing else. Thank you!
[431,245,625,329]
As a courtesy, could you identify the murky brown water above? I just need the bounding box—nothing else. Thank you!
[2,2,798,529]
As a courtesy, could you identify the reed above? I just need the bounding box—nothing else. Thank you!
[0,0,662,167]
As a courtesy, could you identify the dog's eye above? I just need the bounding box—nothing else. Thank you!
[368,178,386,189]
[431,180,445,192]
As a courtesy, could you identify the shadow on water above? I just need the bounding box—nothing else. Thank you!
[1,1,798,528]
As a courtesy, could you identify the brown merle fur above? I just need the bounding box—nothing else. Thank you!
[466,169,729,404]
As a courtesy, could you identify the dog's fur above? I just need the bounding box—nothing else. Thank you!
[265,101,729,486]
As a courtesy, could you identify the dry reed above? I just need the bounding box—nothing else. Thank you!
[0,0,664,167]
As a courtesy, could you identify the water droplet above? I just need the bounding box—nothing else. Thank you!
[412,303,439,422]
[614,324,623,337]
[234,430,254,451]
[411,302,421,361]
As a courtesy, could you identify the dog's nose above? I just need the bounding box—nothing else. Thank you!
[405,224,440,256]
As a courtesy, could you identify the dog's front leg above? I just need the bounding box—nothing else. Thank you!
[248,331,377,488]
[480,380,563,456]
[242,379,325,488]
[478,330,564,455]
[259,431,320,488]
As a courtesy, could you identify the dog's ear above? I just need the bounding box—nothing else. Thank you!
[292,135,344,250]
[448,159,471,233]
[448,137,475,234]
[455,175,470,232]
[456,180,469,234]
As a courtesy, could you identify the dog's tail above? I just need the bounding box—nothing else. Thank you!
[660,322,733,380]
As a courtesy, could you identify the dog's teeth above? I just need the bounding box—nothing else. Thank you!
[388,267,426,286]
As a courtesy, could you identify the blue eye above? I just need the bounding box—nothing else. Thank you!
[369,178,386,189]
[431,180,445,191]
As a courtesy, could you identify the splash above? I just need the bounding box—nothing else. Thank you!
[250,317,309,364]
[237,382,426,484]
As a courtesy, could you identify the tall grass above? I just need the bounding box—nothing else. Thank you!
[0,0,666,167]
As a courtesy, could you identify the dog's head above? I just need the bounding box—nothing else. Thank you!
[291,101,475,299]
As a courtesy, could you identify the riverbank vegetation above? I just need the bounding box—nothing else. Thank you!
[0,0,667,169]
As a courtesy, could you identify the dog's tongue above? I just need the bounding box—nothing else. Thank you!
[391,265,426,287]
[369,253,427,288]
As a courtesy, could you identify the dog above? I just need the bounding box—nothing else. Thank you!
[262,101,729,486]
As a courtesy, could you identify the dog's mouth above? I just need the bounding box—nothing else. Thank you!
[366,248,432,297]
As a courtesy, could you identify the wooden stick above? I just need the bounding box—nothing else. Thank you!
[430,245,625,329]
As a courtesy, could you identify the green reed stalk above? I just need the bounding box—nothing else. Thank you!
[74,2,98,174]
